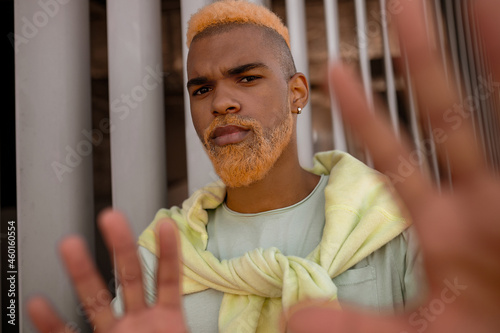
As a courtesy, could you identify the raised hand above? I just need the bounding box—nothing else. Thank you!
[287,0,500,332]
[27,211,188,333]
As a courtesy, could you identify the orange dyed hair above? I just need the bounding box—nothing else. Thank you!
[186,0,290,49]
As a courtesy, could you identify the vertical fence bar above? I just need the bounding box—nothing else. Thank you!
[354,0,373,106]
[442,0,472,182]
[324,0,347,152]
[468,2,491,163]
[180,0,215,194]
[469,1,500,172]
[444,0,464,99]
[442,0,474,185]
[456,0,480,145]
[461,1,488,157]
[469,3,497,169]
[454,1,473,104]
[379,0,399,137]
[434,0,450,84]
[107,0,167,236]
[404,60,426,174]
[426,117,442,191]
[286,0,314,167]
[426,0,450,185]
[15,0,93,330]
[354,0,374,166]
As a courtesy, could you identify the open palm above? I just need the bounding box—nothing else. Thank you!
[287,1,500,332]
[28,211,188,333]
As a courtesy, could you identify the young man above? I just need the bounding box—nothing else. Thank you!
[111,1,419,332]
[28,1,500,333]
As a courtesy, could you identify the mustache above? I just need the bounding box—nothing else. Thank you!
[203,114,259,144]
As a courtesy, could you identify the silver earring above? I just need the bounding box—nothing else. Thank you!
[297,107,302,114]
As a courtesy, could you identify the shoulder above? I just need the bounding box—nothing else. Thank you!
[333,227,421,312]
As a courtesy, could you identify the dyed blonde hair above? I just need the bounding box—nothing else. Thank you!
[186,0,290,49]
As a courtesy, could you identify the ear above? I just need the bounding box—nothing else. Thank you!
[288,72,309,113]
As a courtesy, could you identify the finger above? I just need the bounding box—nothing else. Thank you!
[59,236,115,331]
[155,219,183,308]
[99,209,146,312]
[286,304,410,333]
[473,1,500,82]
[329,63,432,215]
[27,297,77,333]
[395,0,486,181]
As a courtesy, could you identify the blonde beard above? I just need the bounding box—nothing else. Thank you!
[203,113,294,188]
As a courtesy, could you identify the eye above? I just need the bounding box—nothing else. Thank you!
[193,86,212,96]
[239,75,260,83]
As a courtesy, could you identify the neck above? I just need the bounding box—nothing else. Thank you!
[224,145,320,214]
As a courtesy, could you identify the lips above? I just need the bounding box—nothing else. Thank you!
[211,125,250,146]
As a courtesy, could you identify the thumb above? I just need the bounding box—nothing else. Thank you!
[286,304,412,333]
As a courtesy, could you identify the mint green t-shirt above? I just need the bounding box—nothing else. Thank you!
[112,174,423,332]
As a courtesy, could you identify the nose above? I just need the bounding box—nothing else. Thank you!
[211,83,241,116]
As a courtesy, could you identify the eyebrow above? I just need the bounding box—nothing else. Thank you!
[227,62,268,76]
[187,62,269,89]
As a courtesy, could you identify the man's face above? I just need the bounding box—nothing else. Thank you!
[186,25,295,188]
